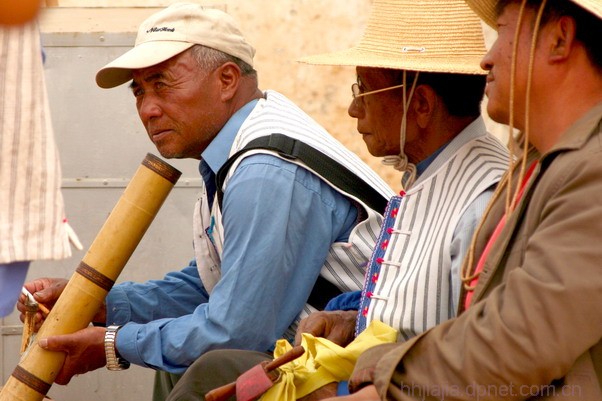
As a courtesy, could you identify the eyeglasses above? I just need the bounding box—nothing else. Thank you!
[351,82,405,99]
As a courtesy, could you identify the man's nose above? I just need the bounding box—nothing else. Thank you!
[348,98,364,118]
[137,94,162,121]
[480,47,495,72]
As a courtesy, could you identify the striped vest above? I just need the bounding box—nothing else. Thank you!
[356,123,508,340]
[193,91,395,319]
[0,22,71,263]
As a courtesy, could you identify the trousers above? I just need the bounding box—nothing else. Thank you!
[166,349,272,401]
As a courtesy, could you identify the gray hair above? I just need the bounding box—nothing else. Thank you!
[189,44,257,77]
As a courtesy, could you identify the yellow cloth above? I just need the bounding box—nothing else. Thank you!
[260,320,397,401]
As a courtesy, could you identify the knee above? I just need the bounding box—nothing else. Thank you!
[190,349,227,377]
[167,349,271,401]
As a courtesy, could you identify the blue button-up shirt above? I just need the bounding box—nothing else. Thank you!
[106,99,360,373]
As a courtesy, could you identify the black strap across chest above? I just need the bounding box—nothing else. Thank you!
[215,134,388,310]
[216,134,388,213]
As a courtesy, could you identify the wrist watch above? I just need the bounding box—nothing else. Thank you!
[104,325,130,371]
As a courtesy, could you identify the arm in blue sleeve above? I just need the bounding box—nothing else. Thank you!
[115,154,358,373]
[325,291,361,311]
[449,185,495,313]
[106,261,208,325]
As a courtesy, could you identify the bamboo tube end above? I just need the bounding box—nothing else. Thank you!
[142,153,182,185]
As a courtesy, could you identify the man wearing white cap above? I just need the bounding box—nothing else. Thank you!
[165,0,510,399]
[320,0,602,400]
[17,1,395,395]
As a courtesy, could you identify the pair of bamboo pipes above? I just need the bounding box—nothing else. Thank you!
[0,153,181,401]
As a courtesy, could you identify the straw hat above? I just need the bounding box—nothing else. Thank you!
[299,0,487,75]
[464,0,602,28]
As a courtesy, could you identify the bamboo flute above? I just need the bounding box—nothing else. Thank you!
[0,153,181,401]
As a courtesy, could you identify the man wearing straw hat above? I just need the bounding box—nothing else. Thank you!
[317,0,602,400]
[165,0,510,399]
[16,1,396,396]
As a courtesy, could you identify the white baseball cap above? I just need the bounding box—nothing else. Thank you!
[96,2,255,88]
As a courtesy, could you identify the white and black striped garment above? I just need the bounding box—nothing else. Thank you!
[356,118,509,340]
[0,22,70,263]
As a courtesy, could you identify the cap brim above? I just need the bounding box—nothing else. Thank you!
[96,41,195,88]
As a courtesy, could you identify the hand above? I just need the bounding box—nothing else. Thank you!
[38,326,108,385]
[17,278,68,331]
[17,277,107,331]
[321,385,380,401]
[295,310,358,347]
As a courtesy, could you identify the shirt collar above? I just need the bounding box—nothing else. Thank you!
[200,98,259,175]
[411,116,490,185]
[415,140,448,177]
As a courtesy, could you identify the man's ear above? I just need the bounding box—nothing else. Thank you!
[548,15,577,63]
[412,85,437,129]
[217,62,241,101]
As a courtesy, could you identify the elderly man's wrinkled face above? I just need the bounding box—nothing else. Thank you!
[131,50,224,159]
[348,67,404,157]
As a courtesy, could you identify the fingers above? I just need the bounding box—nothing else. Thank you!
[38,335,76,385]
[38,327,103,353]
[17,278,67,329]
[38,327,107,385]
[295,310,359,347]
[32,278,68,305]
[323,325,353,347]
[324,310,357,346]
[17,278,66,309]
[38,335,69,353]
[295,313,329,345]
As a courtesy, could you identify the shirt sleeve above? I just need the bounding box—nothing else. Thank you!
[106,261,209,324]
[112,154,358,373]
[324,290,362,311]
[449,185,495,313]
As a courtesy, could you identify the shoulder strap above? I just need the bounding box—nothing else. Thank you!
[215,134,388,310]
[216,133,388,213]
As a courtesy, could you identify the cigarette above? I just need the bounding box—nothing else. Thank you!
[21,287,50,315]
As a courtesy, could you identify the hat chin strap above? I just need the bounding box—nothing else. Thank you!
[382,70,420,189]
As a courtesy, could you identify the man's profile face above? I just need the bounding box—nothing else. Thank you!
[480,2,539,129]
[348,67,404,157]
[130,50,224,159]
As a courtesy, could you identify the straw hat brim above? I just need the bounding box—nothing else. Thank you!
[464,0,602,28]
[299,0,488,75]
[299,46,487,75]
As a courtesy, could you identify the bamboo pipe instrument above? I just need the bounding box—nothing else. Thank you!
[0,153,181,401]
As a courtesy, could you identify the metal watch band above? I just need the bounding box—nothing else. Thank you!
[104,325,130,371]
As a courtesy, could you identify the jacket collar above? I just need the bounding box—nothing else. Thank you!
[462,101,602,310]
[541,100,602,161]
